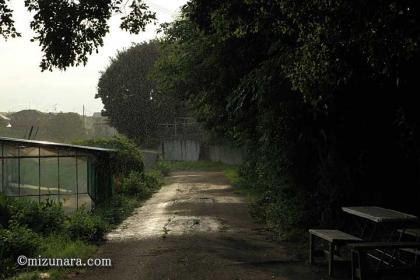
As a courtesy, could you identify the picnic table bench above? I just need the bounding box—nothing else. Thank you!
[398,228,420,263]
[348,242,420,280]
[309,207,419,278]
[398,228,420,240]
[309,229,363,276]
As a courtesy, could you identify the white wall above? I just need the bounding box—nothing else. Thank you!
[162,139,200,161]
[209,145,244,165]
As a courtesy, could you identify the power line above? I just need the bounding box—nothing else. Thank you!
[145,0,174,17]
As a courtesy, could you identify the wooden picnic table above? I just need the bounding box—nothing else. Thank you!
[342,206,420,279]
[342,206,418,241]
[342,206,418,224]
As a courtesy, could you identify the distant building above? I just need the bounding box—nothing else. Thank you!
[0,113,11,128]
[0,113,10,121]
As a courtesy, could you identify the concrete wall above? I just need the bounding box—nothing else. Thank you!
[162,139,244,164]
[162,139,200,161]
[209,145,244,165]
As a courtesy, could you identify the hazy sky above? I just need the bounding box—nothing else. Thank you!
[0,0,187,116]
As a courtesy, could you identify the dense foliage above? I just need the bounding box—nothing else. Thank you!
[0,195,128,278]
[0,0,155,71]
[155,0,420,237]
[65,209,107,242]
[96,41,185,147]
[74,135,144,177]
[119,170,161,199]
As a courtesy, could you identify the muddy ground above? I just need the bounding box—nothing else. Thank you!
[75,171,328,280]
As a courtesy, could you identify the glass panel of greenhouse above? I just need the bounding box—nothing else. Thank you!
[0,137,114,213]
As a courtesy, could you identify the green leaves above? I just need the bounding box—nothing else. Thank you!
[25,0,112,71]
[96,41,184,146]
[1,0,156,71]
[65,208,107,242]
[120,0,156,34]
[0,0,21,39]
[74,135,145,177]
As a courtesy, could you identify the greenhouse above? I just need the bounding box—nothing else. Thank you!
[0,137,114,212]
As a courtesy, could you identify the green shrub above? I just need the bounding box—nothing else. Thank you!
[0,224,40,258]
[0,193,10,228]
[7,198,65,235]
[262,188,314,240]
[65,209,107,242]
[119,171,150,199]
[143,170,162,191]
[74,135,144,177]
[156,161,170,176]
[119,170,163,199]
[94,194,138,226]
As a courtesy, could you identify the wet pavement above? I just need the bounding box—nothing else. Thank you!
[74,171,324,280]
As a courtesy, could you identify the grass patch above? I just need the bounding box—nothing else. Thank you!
[157,160,237,173]
[222,167,260,203]
[38,235,97,259]
[10,269,69,280]
[224,168,241,185]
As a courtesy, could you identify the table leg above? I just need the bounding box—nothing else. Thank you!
[358,251,368,280]
[351,250,358,280]
[328,242,334,277]
[309,232,314,264]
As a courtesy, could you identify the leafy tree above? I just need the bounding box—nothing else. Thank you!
[97,41,184,147]
[155,0,420,234]
[0,0,156,71]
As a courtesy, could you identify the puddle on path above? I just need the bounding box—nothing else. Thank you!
[106,182,230,241]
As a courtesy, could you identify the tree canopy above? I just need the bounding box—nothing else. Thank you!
[154,0,420,235]
[0,0,156,71]
[97,41,184,147]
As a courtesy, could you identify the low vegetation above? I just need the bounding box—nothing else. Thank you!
[74,135,145,178]
[156,160,237,174]
[1,136,165,279]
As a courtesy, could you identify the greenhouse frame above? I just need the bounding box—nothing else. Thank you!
[0,137,114,212]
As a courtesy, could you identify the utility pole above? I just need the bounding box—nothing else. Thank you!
[82,105,85,130]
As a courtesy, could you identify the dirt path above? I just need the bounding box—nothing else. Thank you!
[75,171,322,280]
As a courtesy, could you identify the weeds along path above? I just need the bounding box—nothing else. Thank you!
[75,171,319,280]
